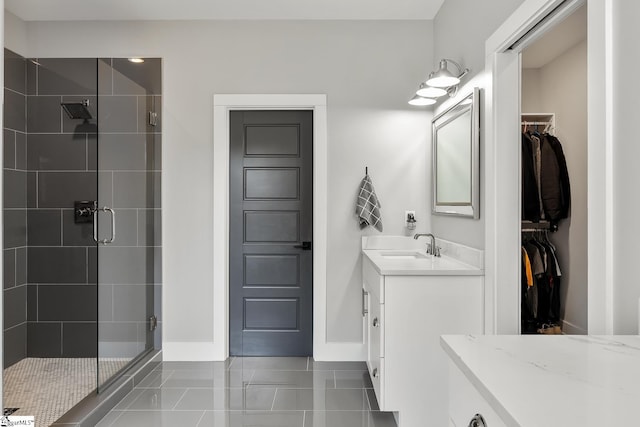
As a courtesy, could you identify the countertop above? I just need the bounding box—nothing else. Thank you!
[362,249,483,276]
[441,334,640,426]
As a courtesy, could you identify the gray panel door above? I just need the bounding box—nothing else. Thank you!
[229,110,313,356]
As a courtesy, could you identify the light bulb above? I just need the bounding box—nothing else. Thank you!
[408,95,436,106]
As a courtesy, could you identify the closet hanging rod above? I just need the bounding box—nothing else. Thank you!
[522,221,557,232]
[522,220,551,228]
[522,120,555,135]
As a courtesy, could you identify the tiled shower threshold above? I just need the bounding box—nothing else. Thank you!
[49,350,161,427]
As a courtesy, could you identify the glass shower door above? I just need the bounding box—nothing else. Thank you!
[96,58,161,390]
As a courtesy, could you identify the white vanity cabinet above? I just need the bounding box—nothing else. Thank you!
[441,335,640,426]
[448,361,506,427]
[362,255,483,427]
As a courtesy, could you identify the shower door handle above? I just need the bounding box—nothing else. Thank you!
[104,207,116,244]
[93,207,116,244]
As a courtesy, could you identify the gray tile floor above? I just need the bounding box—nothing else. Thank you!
[96,357,397,427]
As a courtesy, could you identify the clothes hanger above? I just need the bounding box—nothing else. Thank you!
[532,123,541,137]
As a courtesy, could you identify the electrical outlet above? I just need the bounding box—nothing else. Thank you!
[405,211,416,231]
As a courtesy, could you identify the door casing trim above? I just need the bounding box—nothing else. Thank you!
[213,95,360,360]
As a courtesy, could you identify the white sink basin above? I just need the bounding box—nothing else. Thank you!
[362,248,482,275]
[379,251,429,259]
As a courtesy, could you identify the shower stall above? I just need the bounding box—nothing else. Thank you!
[3,50,162,426]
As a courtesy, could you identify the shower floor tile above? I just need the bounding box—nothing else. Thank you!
[3,357,128,427]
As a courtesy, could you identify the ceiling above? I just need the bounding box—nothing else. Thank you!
[5,0,446,21]
[522,4,587,69]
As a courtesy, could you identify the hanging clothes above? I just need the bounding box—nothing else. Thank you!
[521,133,541,221]
[521,231,562,333]
[521,247,536,334]
[521,132,571,225]
[544,134,571,220]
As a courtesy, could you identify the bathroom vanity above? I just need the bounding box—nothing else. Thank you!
[441,335,640,426]
[361,236,484,427]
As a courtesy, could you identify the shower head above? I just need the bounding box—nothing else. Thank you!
[61,100,93,120]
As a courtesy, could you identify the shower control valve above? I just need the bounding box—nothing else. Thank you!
[74,201,97,224]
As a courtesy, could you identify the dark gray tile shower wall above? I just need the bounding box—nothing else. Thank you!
[5,49,26,94]
[24,57,100,359]
[3,52,162,366]
[3,49,28,368]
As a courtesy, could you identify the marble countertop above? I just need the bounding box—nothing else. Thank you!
[362,249,483,276]
[441,334,640,426]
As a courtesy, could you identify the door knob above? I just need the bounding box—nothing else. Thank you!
[468,414,486,427]
[293,241,312,250]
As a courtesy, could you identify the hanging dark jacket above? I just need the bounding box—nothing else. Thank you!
[544,134,571,219]
[539,134,570,221]
[521,133,541,221]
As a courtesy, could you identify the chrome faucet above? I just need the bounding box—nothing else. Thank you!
[413,233,440,257]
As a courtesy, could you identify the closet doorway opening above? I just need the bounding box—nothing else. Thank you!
[520,4,588,335]
[483,0,608,335]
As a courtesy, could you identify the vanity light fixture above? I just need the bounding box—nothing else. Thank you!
[408,95,437,106]
[408,58,470,107]
[128,57,145,63]
[426,59,468,87]
[416,83,447,98]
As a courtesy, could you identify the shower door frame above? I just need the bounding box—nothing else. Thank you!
[96,57,160,392]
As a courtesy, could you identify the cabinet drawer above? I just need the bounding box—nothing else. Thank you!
[449,361,507,427]
[363,256,384,302]
[368,292,384,358]
[368,357,385,410]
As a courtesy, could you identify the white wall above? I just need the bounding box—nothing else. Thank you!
[4,11,25,54]
[522,39,588,334]
[434,0,526,84]
[521,69,541,112]
[20,19,433,351]
[432,0,526,249]
[613,1,640,334]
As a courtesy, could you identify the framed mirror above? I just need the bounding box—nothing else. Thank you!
[432,87,480,218]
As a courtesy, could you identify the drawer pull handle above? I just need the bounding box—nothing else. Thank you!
[373,317,379,327]
[362,289,368,317]
[468,414,486,427]
[372,368,379,378]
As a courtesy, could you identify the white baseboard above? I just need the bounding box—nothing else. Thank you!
[562,319,587,335]
[163,342,217,361]
[164,341,365,361]
[313,342,365,361]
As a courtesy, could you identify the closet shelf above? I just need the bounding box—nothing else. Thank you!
[521,113,554,122]
[521,112,555,135]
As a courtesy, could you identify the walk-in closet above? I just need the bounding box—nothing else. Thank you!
[519,4,587,335]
